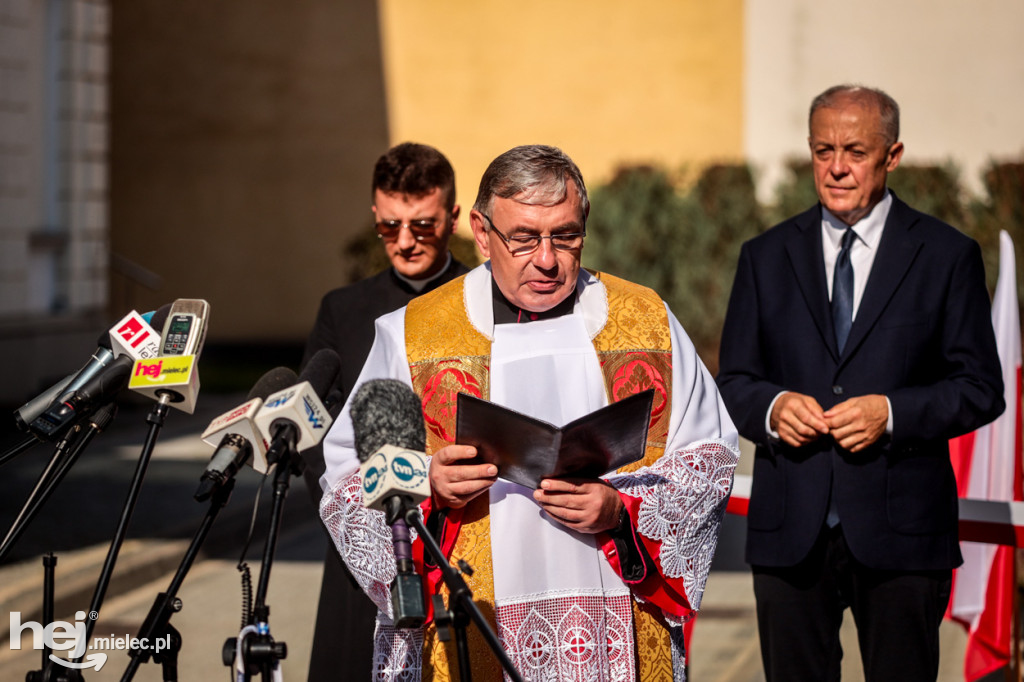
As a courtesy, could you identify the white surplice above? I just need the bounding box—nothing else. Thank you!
[320,264,739,682]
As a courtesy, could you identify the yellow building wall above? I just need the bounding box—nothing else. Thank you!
[378,0,744,220]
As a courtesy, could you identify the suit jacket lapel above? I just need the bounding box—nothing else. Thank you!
[785,206,840,362]
[839,196,924,364]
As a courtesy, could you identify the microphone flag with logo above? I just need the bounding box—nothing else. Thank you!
[254,349,339,465]
[195,367,300,501]
[129,299,209,413]
[352,379,431,511]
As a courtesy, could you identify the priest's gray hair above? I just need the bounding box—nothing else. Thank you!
[473,145,589,221]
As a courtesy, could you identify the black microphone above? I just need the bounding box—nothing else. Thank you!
[27,355,135,441]
[255,349,340,467]
[13,372,78,433]
[194,367,299,502]
[323,388,344,418]
[351,379,428,629]
[13,331,114,433]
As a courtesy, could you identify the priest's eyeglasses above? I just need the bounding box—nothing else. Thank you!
[375,218,441,241]
[480,213,586,256]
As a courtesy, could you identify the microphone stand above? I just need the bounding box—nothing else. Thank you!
[0,404,117,564]
[226,424,298,682]
[396,500,524,682]
[120,478,236,682]
[73,394,173,663]
[24,553,85,682]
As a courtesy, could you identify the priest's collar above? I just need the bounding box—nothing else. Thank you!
[391,252,453,293]
[491,277,577,324]
[461,264,608,340]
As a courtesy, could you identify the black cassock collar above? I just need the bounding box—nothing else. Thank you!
[491,277,576,325]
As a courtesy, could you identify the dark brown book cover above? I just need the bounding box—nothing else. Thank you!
[454,389,654,488]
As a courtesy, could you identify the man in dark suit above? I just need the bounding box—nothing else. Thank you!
[717,85,1004,681]
[302,142,470,682]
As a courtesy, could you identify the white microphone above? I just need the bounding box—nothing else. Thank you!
[129,299,210,413]
[195,367,298,501]
[253,349,339,466]
[359,444,431,512]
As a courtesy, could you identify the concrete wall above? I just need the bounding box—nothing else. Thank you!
[109,0,390,342]
[0,0,110,403]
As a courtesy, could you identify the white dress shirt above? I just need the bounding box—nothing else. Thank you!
[821,191,892,318]
[765,191,894,438]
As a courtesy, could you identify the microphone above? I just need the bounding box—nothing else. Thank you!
[108,306,167,360]
[14,331,117,432]
[351,379,430,629]
[129,299,210,413]
[13,372,78,434]
[194,368,298,501]
[253,349,339,467]
[16,306,173,440]
[27,356,135,441]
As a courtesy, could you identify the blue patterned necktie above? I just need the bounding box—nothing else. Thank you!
[832,228,856,354]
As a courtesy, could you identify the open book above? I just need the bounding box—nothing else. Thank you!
[454,389,654,489]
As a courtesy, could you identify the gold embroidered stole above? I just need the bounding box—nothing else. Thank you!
[405,271,675,681]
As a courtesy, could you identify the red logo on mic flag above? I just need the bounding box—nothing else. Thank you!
[116,317,151,348]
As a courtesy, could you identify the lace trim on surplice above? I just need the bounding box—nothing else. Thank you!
[320,469,422,619]
[496,590,635,682]
[608,439,738,611]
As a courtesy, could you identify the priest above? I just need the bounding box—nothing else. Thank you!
[320,144,738,681]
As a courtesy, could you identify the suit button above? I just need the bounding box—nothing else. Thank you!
[832,385,843,395]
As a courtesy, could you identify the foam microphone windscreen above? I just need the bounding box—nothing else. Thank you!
[248,367,298,401]
[350,379,426,463]
[96,329,113,349]
[299,348,341,401]
[149,303,173,336]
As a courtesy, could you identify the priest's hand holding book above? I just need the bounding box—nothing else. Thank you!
[429,444,497,509]
[428,444,622,534]
[532,477,624,534]
[439,390,654,534]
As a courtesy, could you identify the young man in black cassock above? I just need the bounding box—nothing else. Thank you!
[302,142,470,682]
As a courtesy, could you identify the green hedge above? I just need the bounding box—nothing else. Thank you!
[583,159,1024,371]
[583,164,765,373]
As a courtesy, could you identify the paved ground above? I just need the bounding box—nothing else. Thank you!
[690,570,971,682]
[0,397,979,681]
[689,449,973,682]
[0,391,328,681]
